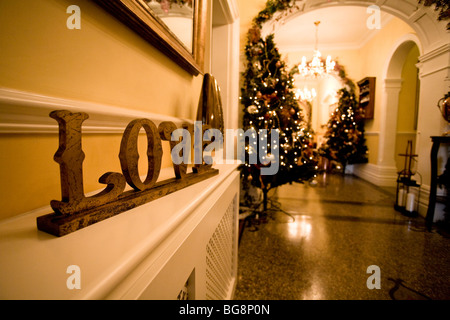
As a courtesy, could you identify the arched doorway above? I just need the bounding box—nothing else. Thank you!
[256,0,449,194]
[395,43,421,173]
[211,0,240,131]
[377,35,422,177]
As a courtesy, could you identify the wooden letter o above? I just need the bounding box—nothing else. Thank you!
[119,119,162,191]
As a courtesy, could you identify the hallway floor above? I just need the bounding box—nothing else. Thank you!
[234,173,450,300]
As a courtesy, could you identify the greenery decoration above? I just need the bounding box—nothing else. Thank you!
[418,0,450,29]
[240,33,318,191]
[319,87,369,174]
[240,0,320,210]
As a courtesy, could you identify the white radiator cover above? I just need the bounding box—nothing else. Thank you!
[0,164,240,300]
[206,197,237,300]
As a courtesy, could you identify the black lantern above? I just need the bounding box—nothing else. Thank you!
[395,140,421,217]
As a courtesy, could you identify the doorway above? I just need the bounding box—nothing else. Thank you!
[395,44,420,173]
[211,0,240,131]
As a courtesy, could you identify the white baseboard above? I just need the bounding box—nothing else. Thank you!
[353,163,398,187]
[353,163,445,220]
[418,185,430,219]
[0,87,193,134]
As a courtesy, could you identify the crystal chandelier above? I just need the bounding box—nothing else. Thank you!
[296,86,317,102]
[298,21,336,78]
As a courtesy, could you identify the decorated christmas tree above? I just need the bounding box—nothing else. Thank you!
[319,86,368,173]
[240,30,318,208]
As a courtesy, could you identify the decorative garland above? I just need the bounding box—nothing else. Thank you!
[252,0,299,28]
[250,0,449,31]
[249,0,449,31]
[247,0,356,90]
[418,0,450,29]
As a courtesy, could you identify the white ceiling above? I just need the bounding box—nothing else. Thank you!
[267,6,394,52]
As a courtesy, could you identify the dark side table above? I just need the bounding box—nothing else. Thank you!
[426,136,450,230]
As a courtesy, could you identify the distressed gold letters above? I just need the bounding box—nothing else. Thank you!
[49,110,127,216]
[37,111,218,237]
[37,73,223,237]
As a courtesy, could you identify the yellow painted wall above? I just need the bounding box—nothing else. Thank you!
[0,0,203,117]
[359,18,416,133]
[358,18,416,165]
[236,0,267,53]
[0,0,210,220]
[395,45,420,172]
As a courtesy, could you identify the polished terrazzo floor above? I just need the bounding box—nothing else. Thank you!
[234,173,450,300]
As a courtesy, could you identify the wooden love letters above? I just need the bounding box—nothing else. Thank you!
[37,74,223,237]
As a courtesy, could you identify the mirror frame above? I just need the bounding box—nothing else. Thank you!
[95,0,206,76]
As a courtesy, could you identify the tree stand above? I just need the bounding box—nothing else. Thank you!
[263,187,268,212]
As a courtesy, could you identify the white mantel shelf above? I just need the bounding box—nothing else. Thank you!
[0,163,240,300]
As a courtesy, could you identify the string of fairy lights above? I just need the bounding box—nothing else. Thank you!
[239,58,317,173]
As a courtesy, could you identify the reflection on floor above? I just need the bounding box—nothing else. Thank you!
[234,173,450,300]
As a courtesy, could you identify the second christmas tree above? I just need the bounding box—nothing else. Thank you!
[319,87,368,173]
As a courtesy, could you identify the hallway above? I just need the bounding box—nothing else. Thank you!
[234,174,450,300]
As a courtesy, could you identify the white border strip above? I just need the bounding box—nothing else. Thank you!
[0,87,194,134]
[353,163,398,187]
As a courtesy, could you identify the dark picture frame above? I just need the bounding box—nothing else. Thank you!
[94,0,206,76]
